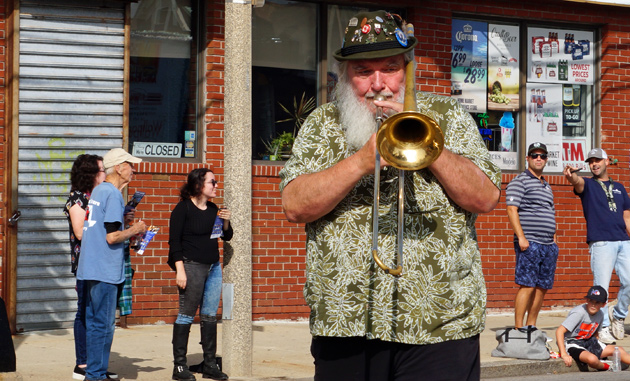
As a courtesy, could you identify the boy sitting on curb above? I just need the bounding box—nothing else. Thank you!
[556,285,630,371]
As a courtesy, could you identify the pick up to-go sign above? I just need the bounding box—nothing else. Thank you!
[133,142,182,158]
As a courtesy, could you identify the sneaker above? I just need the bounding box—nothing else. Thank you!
[600,360,614,371]
[72,366,119,380]
[609,304,625,340]
[611,316,625,340]
[599,327,617,344]
[73,365,86,380]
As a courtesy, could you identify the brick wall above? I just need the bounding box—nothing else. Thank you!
[124,0,630,324]
[3,0,630,326]
[252,164,308,319]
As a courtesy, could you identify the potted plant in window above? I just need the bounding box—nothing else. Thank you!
[260,92,315,161]
[277,92,316,159]
[261,131,295,161]
[277,92,316,138]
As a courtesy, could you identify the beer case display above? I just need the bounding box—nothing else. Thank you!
[528,27,594,85]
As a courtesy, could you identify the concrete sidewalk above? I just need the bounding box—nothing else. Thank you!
[2,310,629,380]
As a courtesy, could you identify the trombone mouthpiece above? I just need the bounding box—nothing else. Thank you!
[374,94,387,102]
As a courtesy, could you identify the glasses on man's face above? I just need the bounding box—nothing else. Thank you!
[529,153,548,160]
[210,179,218,187]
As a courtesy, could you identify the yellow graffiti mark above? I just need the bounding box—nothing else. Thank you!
[32,137,86,202]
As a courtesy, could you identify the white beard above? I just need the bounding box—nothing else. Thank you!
[336,80,377,151]
[336,79,404,151]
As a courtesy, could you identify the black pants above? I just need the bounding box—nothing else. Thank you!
[311,335,480,381]
[0,297,16,372]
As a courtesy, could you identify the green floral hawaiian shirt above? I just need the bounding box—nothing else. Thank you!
[279,92,501,345]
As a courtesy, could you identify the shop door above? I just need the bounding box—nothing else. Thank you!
[15,0,125,331]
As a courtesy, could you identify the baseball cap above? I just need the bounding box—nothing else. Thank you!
[585,148,608,162]
[585,285,607,303]
[103,148,142,169]
[527,142,547,155]
[333,10,418,61]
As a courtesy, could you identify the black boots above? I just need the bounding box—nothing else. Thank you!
[172,324,196,381]
[200,319,228,380]
[189,318,228,380]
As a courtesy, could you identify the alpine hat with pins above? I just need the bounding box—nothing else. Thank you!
[333,10,417,61]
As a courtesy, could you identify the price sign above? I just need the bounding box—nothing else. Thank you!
[463,67,486,84]
[451,19,488,113]
[451,52,467,68]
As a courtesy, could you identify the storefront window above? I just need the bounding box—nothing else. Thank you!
[451,19,596,171]
[129,0,201,160]
[527,27,594,170]
[252,2,375,161]
[252,1,318,161]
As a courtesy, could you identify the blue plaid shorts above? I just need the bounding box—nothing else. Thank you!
[514,241,559,289]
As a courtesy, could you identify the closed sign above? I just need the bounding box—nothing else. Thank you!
[133,142,182,158]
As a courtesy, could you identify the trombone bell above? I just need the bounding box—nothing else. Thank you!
[376,111,444,171]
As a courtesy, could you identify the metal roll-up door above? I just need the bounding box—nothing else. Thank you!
[16,0,125,331]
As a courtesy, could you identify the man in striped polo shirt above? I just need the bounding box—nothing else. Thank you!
[506,142,558,330]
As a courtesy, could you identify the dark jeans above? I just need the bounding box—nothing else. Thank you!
[175,260,222,324]
[74,279,87,365]
[311,334,480,381]
[85,280,119,381]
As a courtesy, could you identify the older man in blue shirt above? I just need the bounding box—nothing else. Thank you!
[77,148,147,381]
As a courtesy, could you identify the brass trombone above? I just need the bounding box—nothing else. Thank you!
[371,60,444,276]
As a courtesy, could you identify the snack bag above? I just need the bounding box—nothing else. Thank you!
[210,208,225,239]
[211,217,223,239]
[136,226,159,255]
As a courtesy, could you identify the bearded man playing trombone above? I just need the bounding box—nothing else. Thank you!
[280,10,501,381]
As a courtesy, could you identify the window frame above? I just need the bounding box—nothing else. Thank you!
[250,2,402,164]
[453,13,601,173]
[125,0,206,163]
